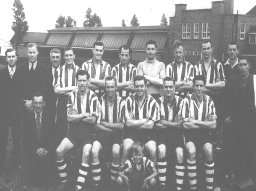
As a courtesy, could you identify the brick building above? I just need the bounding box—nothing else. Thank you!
[170,0,256,66]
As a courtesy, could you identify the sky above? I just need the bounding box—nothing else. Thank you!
[0,0,255,43]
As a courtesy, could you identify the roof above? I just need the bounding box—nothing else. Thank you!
[10,32,47,45]
[247,5,256,15]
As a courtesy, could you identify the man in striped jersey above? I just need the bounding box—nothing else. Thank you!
[91,76,125,188]
[155,77,184,191]
[194,41,225,97]
[56,70,98,191]
[82,41,111,97]
[181,75,217,191]
[137,40,166,99]
[122,75,158,166]
[54,47,80,143]
[166,40,194,98]
[112,45,137,98]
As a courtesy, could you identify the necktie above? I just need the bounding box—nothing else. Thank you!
[54,68,58,85]
[30,63,34,71]
[10,68,14,78]
[35,113,42,140]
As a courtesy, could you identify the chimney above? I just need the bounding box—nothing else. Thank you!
[175,4,187,18]
[212,1,224,15]
[223,0,234,14]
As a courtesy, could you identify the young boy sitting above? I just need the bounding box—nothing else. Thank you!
[117,141,158,191]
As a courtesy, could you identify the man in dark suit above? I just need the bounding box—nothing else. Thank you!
[20,43,53,112]
[0,48,23,174]
[22,92,56,187]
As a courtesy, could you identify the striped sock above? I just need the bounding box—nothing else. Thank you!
[175,162,185,191]
[187,159,197,190]
[91,162,102,186]
[110,163,119,182]
[56,159,68,183]
[205,161,215,190]
[76,163,89,190]
[157,158,167,187]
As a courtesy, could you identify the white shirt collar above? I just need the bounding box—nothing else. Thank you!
[8,65,16,73]
[224,58,238,68]
[29,61,37,70]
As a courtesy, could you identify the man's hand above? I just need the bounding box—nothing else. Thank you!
[24,100,33,112]
[36,148,48,157]
[142,177,151,188]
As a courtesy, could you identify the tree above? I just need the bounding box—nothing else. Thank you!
[130,14,139,26]
[65,16,76,27]
[122,19,126,27]
[83,8,102,27]
[160,13,168,26]
[55,15,65,28]
[12,0,29,47]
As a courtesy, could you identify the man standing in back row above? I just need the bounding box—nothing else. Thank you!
[137,40,166,99]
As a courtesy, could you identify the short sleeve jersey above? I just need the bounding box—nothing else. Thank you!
[125,93,158,122]
[58,63,80,88]
[180,93,217,121]
[166,60,194,82]
[97,95,126,124]
[194,59,225,84]
[112,63,137,98]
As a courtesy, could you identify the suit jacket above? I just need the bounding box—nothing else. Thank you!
[22,108,55,153]
[0,65,23,115]
[20,61,53,102]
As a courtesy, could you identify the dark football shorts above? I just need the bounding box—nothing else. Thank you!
[124,128,156,144]
[95,130,123,146]
[157,129,184,150]
[184,130,213,148]
[66,121,95,147]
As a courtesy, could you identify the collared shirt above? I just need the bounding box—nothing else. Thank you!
[137,59,166,94]
[157,95,183,122]
[8,65,16,78]
[223,58,239,80]
[125,93,158,121]
[180,93,217,121]
[29,61,37,70]
[166,60,194,82]
[97,95,125,124]
[34,111,42,123]
[112,63,137,98]
[52,66,60,86]
[82,59,111,80]
[58,63,80,88]
[194,59,225,84]
[67,89,99,117]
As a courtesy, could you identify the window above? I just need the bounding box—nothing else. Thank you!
[249,34,256,44]
[240,23,246,40]
[194,23,199,39]
[182,23,191,39]
[193,51,199,56]
[202,23,210,39]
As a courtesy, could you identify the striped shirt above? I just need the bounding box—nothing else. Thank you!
[166,60,194,82]
[125,93,158,121]
[97,95,126,123]
[194,59,225,84]
[120,157,154,176]
[180,93,217,121]
[67,89,99,117]
[157,95,183,122]
[112,63,137,98]
[58,63,80,88]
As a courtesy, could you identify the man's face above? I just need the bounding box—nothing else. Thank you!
[119,48,130,65]
[174,46,184,63]
[77,75,88,92]
[27,46,38,63]
[33,96,45,113]
[135,80,146,97]
[228,45,239,60]
[202,42,213,60]
[6,51,17,67]
[50,52,61,68]
[237,59,250,76]
[64,50,75,65]
[193,80,205,97]
[146,44,157,60]
[163,80,175,97]
[92,45,104,61]
[105,79,116,98]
